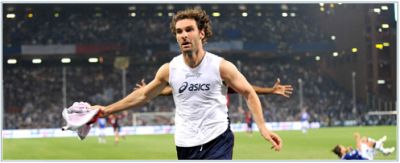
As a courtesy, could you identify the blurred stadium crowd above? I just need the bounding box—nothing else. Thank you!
[3,4,395,129]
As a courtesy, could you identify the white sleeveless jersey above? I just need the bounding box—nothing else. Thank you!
[169,52,228,147]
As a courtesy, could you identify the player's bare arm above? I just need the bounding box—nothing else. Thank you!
[135,78,293,98]
[353,132,362,150]
[219,59,282,151]
[135,79,173,96]
[95,63,170,117]
[253,78,293,97]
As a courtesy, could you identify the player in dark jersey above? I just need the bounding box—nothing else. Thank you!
[332,132,395,160]
[108,113,126,145]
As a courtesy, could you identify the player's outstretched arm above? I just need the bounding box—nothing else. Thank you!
[354,132,362,150]
[220,59,282,151]
[94,63,170,117]
[135,78,173,96]
[251,78,293,97]
[137,78,293,97]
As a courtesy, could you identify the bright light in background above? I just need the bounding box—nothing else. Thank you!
[373,8,381,14]
[319,3,324,7]
[212,12,220,17]
[338,3,342,5]
[256,12,262,16]
[32,58,42,64]
[7,59,17,64]
[130,12,136,17]
[168,12,174,17]
[282,12,288,17]
[320,7,325,12]
[375,44,383,50]
[89,58,99,63]
[6,13,16,19]
[61,58,71,63]
[381,24,389,28]
[290,12,296,17]
[377,80,385,84]
[28,13,33,18]
[332,52,338,57]
[315,56,320,61]
[383,42,390,47]
[157,12,163,17]
[381,6,388,10]
[378,28,382,32]
[54,12,59,17]
[331,35,336,40]
[352,48,358,53]
[242,12,248,17]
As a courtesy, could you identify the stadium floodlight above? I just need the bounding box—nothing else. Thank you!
[381,6,388,11]
[7,59,17,64]
[28,13,33,18]
[54,12,59,18]
[320,7,325,12]
[383,42,390,47]
[32,58,42,64]
[352,48,358,53]
[282,12,288,17]
[332,52,338,57]
[377,80,385,84]
[319,3,324,7]
[89,58,99,63]
[331,35,336,40]
[315,56,320,61]
[212,12,220,17]
[6,13,16,19]
[242,12,248,17]
[373,8,381,13]
[130,12,136,17]
[381,24,389,28]
[168,12,174,17]
[375,44,383,50]
[61,58,71,63]
[290,12,296,17]
[157,12,163,17]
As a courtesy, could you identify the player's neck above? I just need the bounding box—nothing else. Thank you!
[183,49,206,68]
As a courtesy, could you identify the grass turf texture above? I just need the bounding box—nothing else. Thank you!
[3,125,397,160]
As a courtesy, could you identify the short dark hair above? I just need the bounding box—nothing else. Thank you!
[170,7,213,44]
[332,145,343,158]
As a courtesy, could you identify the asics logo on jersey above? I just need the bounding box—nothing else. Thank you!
[178,82,189,93]
[178,82,211,93]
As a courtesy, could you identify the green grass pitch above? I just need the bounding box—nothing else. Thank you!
[3,125,397,160]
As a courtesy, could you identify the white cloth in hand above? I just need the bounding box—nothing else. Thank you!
[61,102,99,140]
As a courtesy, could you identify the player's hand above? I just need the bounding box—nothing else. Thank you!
[134,79,147,90]
[262,131,282,151]
[272,78,293,98]
[353,132,360,139]
[91,105,108,118]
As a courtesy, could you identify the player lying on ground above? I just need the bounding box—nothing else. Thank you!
[332,132,395,160]
[135,78,293,97]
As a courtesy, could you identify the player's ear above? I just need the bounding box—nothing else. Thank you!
[199,29,205,39]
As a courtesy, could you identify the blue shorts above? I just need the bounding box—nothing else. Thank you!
[176,127,234,160]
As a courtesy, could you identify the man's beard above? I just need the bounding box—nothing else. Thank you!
[182,49,197,58]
